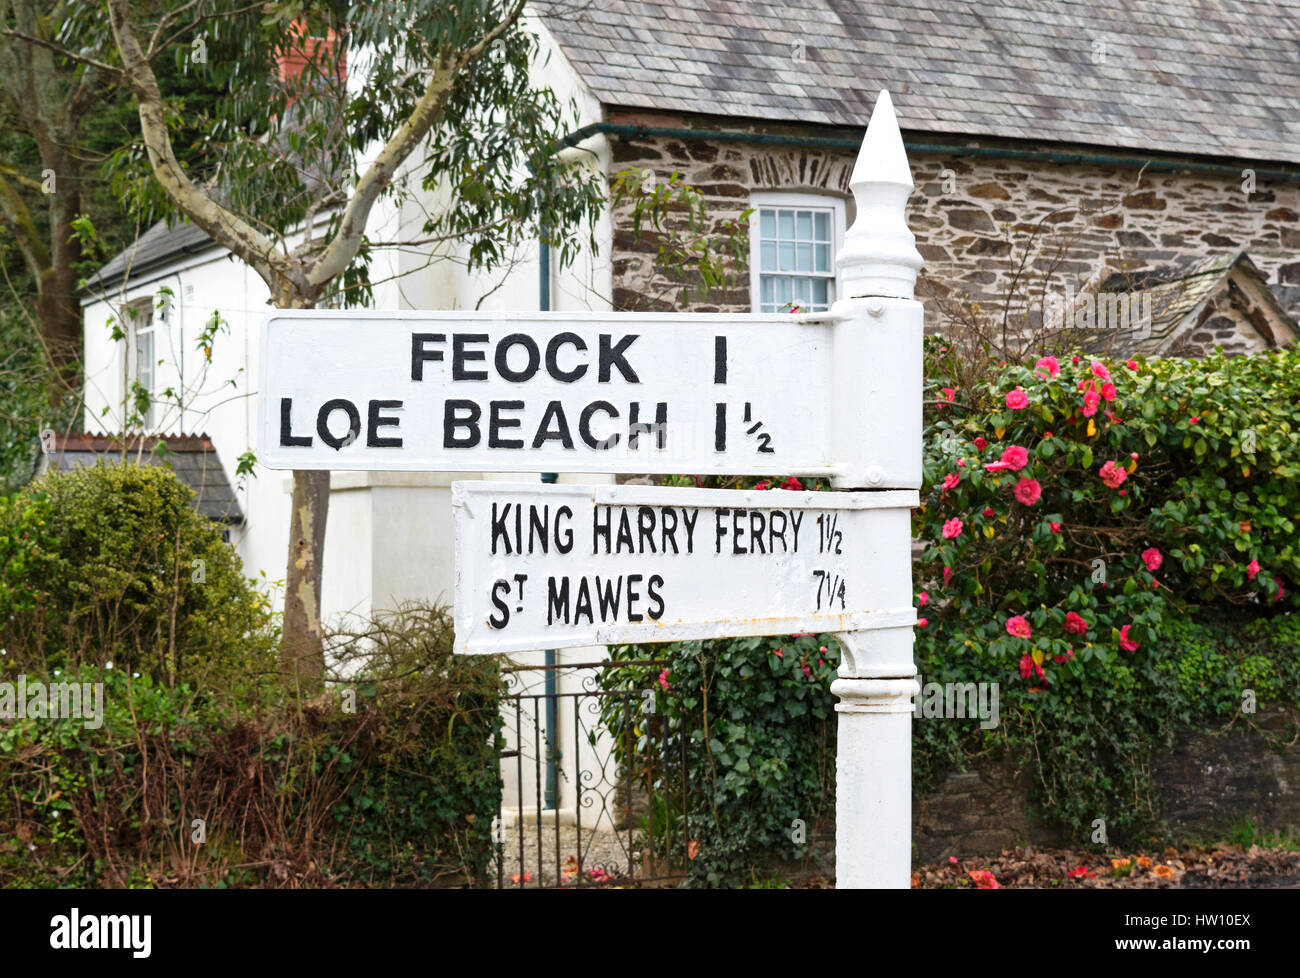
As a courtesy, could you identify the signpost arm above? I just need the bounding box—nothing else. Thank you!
[830,90,925,889]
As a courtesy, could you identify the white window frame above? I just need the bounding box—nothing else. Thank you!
[129,298,157,430]
[748,191,846,314]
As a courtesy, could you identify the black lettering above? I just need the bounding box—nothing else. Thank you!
[749,510,766,554]
[489,400,524,449]
[790,511,805,552]
[453,333,489,380]
[443,399,481,448]
[769,510,788,552]
[593,506,612,554]
[682,509,699,554]
[661,507,679,554]
[495,333,541,382]
[715,402,726,452]
[574,577,594,624]
[732,509,747,554]
[628,401,667,450]
[556,506,574,554]
[491,503,512,555]
[647,574,665,620]
[529,506,548,555]
[532,401,574,449]
[366,399,403,447]
[579,401,619,449]
[715,509,728,554]
[714,335,727,383]
[411,333,445,380]
[546,332,588,382]
[547,576,570,625]
[626,574,643,622]
[279,398,312,447]
[615,510,635,553]
[637,507,657,554]
[595,576,622,620]
[598,333,640,383]
[488,580,510,629]
[317,399,360,451]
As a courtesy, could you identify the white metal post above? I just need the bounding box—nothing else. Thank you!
[831,90,924,889]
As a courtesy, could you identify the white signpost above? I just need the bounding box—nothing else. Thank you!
[257,90,924,888]
[451,482,918,655]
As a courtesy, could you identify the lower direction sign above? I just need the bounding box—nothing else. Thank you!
[452,482,919,654]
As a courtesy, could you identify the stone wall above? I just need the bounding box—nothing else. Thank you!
[605,111,1300,333]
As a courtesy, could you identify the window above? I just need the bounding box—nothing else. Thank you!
[749,193,845,313]
[130,300,156,429]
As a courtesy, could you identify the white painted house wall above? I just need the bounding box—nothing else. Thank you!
[79,15,619,825]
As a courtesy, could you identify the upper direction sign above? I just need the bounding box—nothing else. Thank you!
[257,310,839,476]
[452,482,918,654]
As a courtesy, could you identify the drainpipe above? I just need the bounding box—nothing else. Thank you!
[539,220,559,810]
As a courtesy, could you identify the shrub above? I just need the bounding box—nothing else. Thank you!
[0,461,275,683]
[602,633,838,887]
[0,604,503,888]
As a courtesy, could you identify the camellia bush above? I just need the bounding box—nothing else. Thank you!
[918,340,1296,681]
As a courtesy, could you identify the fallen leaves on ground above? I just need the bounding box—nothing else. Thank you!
[910,843,1300,888]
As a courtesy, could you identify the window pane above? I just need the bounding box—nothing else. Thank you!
[813,279,828,307]
[760,210,775,238]
[795,278,810,303]
[778,242,795,271]
[776,277,792,303]
[797,242,812,272]
[815,243,831,272]
[760,241,776,271]
[760,276,773,304]
[778,210,794,239]
[796,211,812,240]
[815,211,829,240]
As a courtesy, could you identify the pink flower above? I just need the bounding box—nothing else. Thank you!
[802,664,812,678]
[941,472,960,491]
[1067,864,1094,879]
[658,669,670,690]
[1050,521,1062,533]
[1034,356,1060,378]
[1006,615,1033,639]
[1091,360,1111,381]
[984,461,1013,472]
[1064,611,1088,635]
[1099,460,1127,489]
[1082,390,1101,417]
[1125,360,1138,371]
[1119,625,1140,652]
[916,618,928,628]
[941,388,956,402]
[1273,577,1286,603]
[773,648,784,658]
[1072,356,1080,364]
[1189,416,1200,425]
[943,566,953,587]
[1247,559,1261,580]
[781,476,803,491]
[1001,445,1029,471]
[754,480,770,491]
[983,507,995,517]
[968,870,1000,890]
[1141,548,1162,572]
[1005,389,1029,410]
[1019,654,1034,678]
[957,459,966,468]
[918,592,929,607]
[1100,382,1117,402]
[950,857,959,865]
[974,437,987,451]
[1013,477,1042,506]
[1054,647,1075,664]
[942,517,963,539]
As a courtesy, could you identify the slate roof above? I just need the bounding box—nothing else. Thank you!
[86,218,217,291]
[1080,251,1297,355]
[35,434,244,525]
[536,0,1300,165]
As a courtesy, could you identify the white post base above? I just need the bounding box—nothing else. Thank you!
[832,626,918,889]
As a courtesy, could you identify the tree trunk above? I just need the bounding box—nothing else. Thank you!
[283,467,330,688]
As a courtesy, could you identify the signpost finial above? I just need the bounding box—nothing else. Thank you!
[836,89,923,302]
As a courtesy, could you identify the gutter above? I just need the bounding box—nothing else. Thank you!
[557,121,1300,183]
